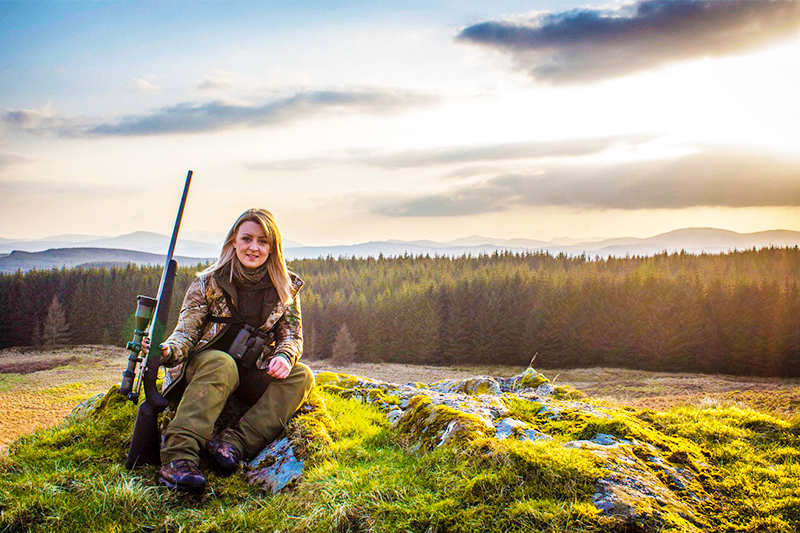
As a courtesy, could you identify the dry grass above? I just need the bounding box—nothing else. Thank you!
[549,367,800,416]
[3,346,800,451]
[0,345,129,451]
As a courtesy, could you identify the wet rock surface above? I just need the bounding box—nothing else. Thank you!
[246,436,304,493]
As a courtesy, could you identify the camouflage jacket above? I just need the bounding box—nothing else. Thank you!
[161,269,304,398]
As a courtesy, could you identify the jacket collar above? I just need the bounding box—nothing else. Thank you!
[213,266,303,307]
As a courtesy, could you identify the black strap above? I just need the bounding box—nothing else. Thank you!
[207,316,239,324]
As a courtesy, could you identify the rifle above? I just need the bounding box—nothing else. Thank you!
[119,170,193,469]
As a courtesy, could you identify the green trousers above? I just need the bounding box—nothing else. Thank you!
[161,349,315,465]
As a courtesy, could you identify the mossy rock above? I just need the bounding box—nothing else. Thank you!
[427,376,502,396]
[395,395,495,451]
[7,369,800,532]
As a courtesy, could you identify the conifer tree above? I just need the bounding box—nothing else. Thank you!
[331,323,357,364]
[43,295,70,347]
[31,321,43,347]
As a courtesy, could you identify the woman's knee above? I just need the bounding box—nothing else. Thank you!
[187,350,239,388]
[293,362,315,393]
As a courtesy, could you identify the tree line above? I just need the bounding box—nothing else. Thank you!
[1,247,799,377]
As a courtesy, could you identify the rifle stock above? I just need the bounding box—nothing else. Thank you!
[123,171,192,469]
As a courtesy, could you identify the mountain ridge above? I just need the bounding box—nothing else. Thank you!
[1,228,798,273]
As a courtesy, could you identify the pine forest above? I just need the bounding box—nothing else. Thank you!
[1,247,799,377]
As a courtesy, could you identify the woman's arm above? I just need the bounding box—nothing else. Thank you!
[272,294,303,367]
[162,277,209,367]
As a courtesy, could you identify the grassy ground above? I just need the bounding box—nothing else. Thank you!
[0,346,130,451]
[2,346,800,452]
[1,355,799,532]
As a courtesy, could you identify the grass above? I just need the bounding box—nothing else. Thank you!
[2,347,800,532]
[0,383,609,533]
[2,380,799,533]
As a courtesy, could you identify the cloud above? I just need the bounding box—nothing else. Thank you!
[133,78,161,93]
[198,70,238,92]
[89,90,434,136]
[458,0,800,83]
[0,179,134,204]
[371,148,800,216]
[3,90,435,137]
[247,133,656,172]
[0,150,34,169]
[2,103,86,136]
[364,133,656,168]
[3,103,56,130]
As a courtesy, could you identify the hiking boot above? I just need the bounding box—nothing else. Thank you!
[206,438,241,476]
[159,459,206,493]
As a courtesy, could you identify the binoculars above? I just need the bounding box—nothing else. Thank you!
[228,324,269,369]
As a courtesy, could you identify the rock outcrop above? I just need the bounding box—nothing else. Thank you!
[70,367,710,531]
[235,368,708,531]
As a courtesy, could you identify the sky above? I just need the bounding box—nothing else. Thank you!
[2,0,800,245]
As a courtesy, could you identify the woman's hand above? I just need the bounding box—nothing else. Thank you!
[268,355,291,379]
[141,337,170,358]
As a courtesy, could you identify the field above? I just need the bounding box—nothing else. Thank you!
[2,345,799,451]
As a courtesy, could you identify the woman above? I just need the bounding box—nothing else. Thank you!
[145,208,314,493]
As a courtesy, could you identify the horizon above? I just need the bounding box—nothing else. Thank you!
[2,1,800,245]
[3,225,800,248]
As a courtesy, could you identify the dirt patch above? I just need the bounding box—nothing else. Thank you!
[0,356,78,374]
[0,345,129,451]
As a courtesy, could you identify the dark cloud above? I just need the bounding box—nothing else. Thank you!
[458,0,800,83]
[88,90,434,136]
[372,148,800,216]
[247,133,655,172]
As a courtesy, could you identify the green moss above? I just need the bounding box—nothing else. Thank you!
[4,374,800,532]
[399,395,495,450]
[654,405,800,532]
[284,391,336,463]
[396,395,495,451]
[553,385,587,400]
[514,368,550,389]
[315,371,360,389]
[365,388,401,406]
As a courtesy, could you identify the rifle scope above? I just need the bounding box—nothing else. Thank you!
[119,295,157,397]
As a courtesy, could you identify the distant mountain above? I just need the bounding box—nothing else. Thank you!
[444,235,550,248]
[284,228,800,260]
[0,248,212,274]
[548,236,605,245]
[46,234,108,243]
[581,228,800,256]
[0,232,304,255]
[1,228,798,272]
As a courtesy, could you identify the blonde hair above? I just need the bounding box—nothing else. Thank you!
[199,208,293,305]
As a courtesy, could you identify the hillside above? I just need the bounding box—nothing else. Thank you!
[1,347,799,532]
[0,247,212,274]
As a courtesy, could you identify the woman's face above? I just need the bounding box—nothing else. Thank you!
[233,220,271,269]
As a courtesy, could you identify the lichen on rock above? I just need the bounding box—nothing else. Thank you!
[60,369,724,531]
[313,368,714,531]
